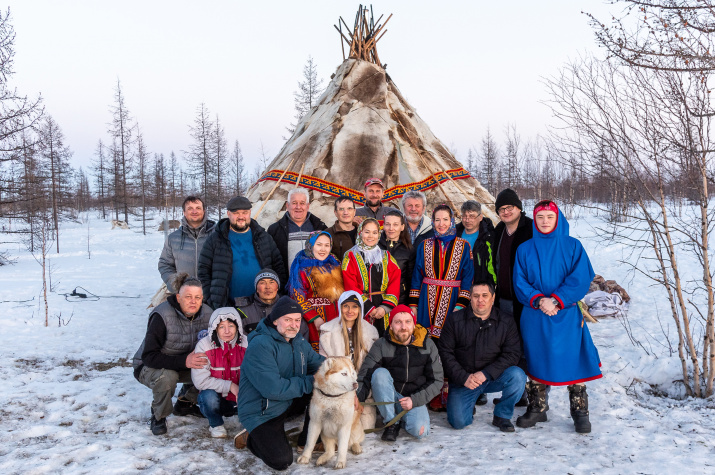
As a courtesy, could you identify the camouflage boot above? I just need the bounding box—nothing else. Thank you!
[568,384,591,434]
[516,381,549,428]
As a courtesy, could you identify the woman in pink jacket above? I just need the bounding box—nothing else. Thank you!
[191,307,247,439]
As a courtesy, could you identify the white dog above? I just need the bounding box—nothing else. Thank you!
[296,356,364,469]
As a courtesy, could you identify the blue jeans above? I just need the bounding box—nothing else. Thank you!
[370,368,430,438]
[447,366,526,429]
[197,389,238,428]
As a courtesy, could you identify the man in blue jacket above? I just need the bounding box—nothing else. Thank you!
[236,296,324,471]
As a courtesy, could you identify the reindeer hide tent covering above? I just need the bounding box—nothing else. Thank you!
[247,58,496,227]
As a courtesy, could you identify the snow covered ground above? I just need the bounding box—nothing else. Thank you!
[1,209,714,474]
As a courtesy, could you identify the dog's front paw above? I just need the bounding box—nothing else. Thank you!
[316,453,330,466]
[297,455,310,465]
[334,460,346,469]
[350,443,362,454]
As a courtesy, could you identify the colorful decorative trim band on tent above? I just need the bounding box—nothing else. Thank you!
[257,167,471,204]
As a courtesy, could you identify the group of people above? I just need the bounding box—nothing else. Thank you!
[132,178,603,471]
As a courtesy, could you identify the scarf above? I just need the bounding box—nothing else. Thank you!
[432,206,457,244]
[288,230,340,296]
[348,218,383,267]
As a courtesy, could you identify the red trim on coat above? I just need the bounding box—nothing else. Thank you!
[551,293,565,309]
[528,372,603,386]
[530,293,545,309]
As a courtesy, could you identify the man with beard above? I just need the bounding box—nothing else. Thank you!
[401,190,433,246]
[198,196,285,309]
[356,305,443,442]
[237,296,324,470]
[158,196,215,293]
[355,178,398,223]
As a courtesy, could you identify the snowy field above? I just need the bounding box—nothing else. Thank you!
[1,209,714,474]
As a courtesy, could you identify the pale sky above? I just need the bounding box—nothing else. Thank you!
[8,1,617,173]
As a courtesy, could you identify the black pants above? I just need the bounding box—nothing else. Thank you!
[247,394,311,471]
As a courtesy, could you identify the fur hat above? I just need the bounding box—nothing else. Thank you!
[389,304,416,326]
[494,188,523,212]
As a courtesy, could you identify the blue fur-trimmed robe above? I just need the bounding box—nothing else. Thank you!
[513,210,602,386]
[409,237,474,338]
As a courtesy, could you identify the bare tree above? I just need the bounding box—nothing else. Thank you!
[503,123,521,192]
[286,56,324,136]
[186,103,214,211]
[135,129,149,235]
[0,8,43,162]
[91,139,107,219]
[479,127,500,196]
[213,114,227,217]
[38,115,71,253]
[108,79,134,223]
[169,151,178,218]
[230,139,247,197]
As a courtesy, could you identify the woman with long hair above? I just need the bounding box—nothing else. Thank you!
[379,210,414,304]
[288,231,344,352]
[342,218,401,337]
[319,290,379,429]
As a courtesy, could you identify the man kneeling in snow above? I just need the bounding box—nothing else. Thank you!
[356,305,443,442]
[133,273,213,435]
[236,296,324,471]
[438,281,526,432]
[191,308,247,446]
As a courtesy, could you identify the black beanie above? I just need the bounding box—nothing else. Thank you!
[268,295,303,323]
[494,188,523,212]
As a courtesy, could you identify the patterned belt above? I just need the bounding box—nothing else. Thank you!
[307,297,332,306]
[422,277,461,287]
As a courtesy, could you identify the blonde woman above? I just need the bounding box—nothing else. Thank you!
[319,290,379,429]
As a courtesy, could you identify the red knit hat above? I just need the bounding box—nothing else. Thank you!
[389,305,416,326]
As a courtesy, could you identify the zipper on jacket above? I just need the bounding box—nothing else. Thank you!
[401,345,409,394]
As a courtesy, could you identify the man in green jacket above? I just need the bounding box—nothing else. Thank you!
[236,296,324,471]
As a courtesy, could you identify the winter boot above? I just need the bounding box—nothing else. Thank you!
[381,421,402,442]
[568,385,591,434]
[516,381,549,428]
[150,408,167,436]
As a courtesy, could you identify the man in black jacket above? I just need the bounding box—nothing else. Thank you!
[198,196,286,309]
[492,189,533,326]
[267,188,327,282]
[439,281,526,432]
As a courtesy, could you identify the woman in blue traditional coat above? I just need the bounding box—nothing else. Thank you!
[513,200,601,433]
[409,204,474,411]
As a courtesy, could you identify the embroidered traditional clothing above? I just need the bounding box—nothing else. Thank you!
[409,237,474,338]
[341,248,400,336]
[513,207,602,386]
[289,231,344,352]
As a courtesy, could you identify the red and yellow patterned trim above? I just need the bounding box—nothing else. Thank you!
[257,167,471,204]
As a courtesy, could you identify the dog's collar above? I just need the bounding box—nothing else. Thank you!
[316,388,353,398]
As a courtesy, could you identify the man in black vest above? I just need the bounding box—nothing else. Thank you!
[133,274,213,435]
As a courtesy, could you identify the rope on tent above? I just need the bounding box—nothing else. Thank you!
[252,156,296,220]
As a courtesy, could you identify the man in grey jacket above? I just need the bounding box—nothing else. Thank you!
[356,305,443,442]
[159,196,216,292]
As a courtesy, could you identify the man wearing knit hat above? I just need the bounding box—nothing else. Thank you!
[237,296,325,471]
[491,188,533,408]
[235,268,309,339]
[356,305,443,442]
